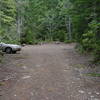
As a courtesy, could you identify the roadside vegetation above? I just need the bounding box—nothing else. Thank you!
[0,0,100,63]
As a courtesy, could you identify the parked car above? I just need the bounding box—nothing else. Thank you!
[0,42,21,54]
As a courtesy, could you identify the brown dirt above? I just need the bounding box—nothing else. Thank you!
[0,43,100,100]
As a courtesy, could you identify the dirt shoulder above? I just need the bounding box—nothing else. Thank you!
[0,43,100,100]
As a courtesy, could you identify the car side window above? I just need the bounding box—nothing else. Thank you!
[0,44,2,46]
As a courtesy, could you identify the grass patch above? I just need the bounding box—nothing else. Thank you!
[16,63,25,67]
[86,73,100,77]
[74,64,86,68]
[14,56,27,60]
[0,82,4,86]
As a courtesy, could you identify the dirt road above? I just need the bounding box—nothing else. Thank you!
[0,44,100,100]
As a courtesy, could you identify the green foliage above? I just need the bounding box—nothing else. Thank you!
[86,73,100,77]
[0,0,17,43]
[81,20,100,63]
[0,0,16,25]
[82,31,95,51]
[53,30,66,42]
[0,0,100,63]
[21,30,36,44]
[69,0,100,63]
[20,0,71,43]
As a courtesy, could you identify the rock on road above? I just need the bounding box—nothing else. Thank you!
[0,44,100,100]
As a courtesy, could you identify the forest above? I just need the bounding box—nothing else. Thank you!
[0,0,100,63]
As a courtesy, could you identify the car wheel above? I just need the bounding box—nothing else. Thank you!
[5,47,12,54]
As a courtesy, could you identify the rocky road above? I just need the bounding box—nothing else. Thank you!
[0,44,100,100]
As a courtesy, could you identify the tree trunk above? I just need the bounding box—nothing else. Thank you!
[68,16,72,41]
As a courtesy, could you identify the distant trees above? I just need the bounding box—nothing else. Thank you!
[20,0,71,44]
[0,0,16,43]
[0,0,100,62]
[69,0,100,62]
